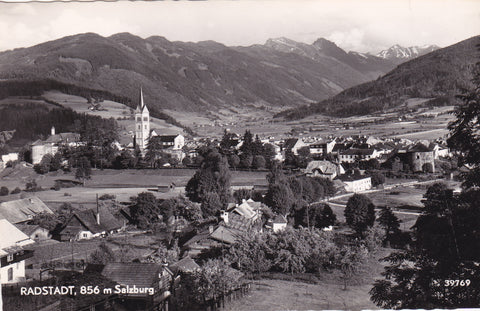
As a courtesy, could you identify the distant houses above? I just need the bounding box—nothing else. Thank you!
[31,126,81,164]
[0,219,35,284]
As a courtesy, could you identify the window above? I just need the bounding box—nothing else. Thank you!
[143,117,148,121]
[8,267,13,281]
[144,125,147,129]
[138,125,141,130]
[137,117,141,121]
[7,253,13,262]
[83,233,88,238]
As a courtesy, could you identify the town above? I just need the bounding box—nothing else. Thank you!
[0,86,469,311]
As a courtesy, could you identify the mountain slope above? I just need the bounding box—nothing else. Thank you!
[278,36,479,119]
[377,44,440,64]
[0,33,404,116]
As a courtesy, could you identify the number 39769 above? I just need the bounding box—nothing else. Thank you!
[444,279,471,287]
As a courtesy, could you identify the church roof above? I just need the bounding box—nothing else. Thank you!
[136,87,149,113]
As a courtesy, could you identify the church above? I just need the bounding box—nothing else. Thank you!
[134,88,185,160]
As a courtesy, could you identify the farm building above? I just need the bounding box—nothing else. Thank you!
[0,219,35,284]
[57,206,123,241]
[0,196,54,224]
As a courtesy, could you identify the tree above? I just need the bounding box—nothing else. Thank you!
[29,212,59,231]
[370,171,385,187]
[88,242,115,264]
[219,130,238,154]
[240,130,254,155]
[252,155,266,169]
[239,154,253,169]
[75,156,91,186]
[336,245,368,290]
[228,154,240,170]
[344,194,375,236]
[264,183,294,216]
[377,206,400,244]
[34,154,53,174]
[186,149,232,210]
[295,203,336,229]
[129,192,161,228]
[201,192,222,217]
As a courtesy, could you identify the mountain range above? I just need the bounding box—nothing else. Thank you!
[278,35,479,119]
[0,32,430,116]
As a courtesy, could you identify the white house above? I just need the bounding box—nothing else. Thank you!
[339,175,372,193]
[266,215,288,233]
[0,219,35,284]
[304,160,345,180]
[31,127,80,164]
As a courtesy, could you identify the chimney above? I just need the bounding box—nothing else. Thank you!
[51,126,55,136]
[220,210,229,224]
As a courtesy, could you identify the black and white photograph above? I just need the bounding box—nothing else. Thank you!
[0,0,479,310]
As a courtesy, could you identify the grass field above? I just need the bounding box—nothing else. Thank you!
[225,249,391,311]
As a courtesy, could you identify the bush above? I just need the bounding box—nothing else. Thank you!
[11,187,21,194]
[0,186,9,196]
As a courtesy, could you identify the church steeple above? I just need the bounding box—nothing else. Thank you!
[134,86,150,151]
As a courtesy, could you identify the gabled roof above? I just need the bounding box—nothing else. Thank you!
[340,148,375,156]
[184,224,241,247]
[0,197,53,224]
[283,138,299,150]
[305,161,338,175]
[71,206,122,234]
[272,215,287,224]
[15,223,48,236]
[101,262,161,293]
[45,133,81,144]
[150,134,181,143]
[169,257,200,274]
[0,219,35,256]
[233,202,256,219]
[408,142,433,153]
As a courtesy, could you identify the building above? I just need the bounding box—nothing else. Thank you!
[31,127,81,164]
[308,139,336,158]
[304,160,345,180]
[0,219,35,284]
[57,206,123,241]
[265,215,288,233]
[407,143,435,172]
[134,88,150,151]
[338,175,372,193]
[282,138,307,155]
[148,134,185,161]
[14,224,51,241]
[338,148,380,163]
[182,225,242,257]
[87,262,171,311]
[0,196,54,224]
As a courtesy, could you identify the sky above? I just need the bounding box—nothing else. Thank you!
[0,0,479,53]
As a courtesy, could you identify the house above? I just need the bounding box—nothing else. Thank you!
[148,134,185,161]
[407,143,435,172]
[338,148,380,163]
[265,215,287,233]
[0,196,54,224]
[308,139,336,158]
[282,138,307,155]
[31,127,81,164]
[1,152,18,164]
[304,160,345,180]
[388,143,435,173]
[169,257,200,274]
[90,262,172,311]
[182,225,242,257]
[15,224,51,241]
[57,206,123,241]
[0,219,35,284]
[338,175,372,193]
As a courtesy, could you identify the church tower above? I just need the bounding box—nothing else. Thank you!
[134,87,150,151]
